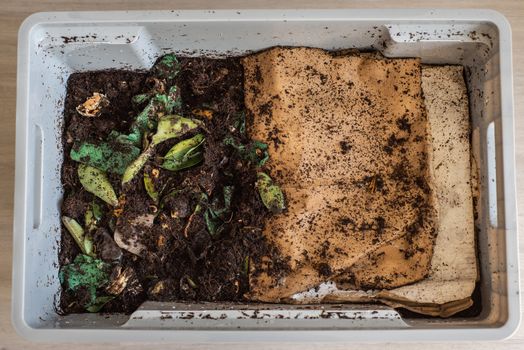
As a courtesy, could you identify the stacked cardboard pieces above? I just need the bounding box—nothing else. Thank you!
[242,47,477,317]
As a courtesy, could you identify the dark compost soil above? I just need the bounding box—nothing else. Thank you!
[58,52,477,319]
[59,57,284,314]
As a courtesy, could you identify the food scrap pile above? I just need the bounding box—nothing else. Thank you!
[59,54,286,313]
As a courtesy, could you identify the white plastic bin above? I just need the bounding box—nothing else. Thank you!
[12,9,519,342]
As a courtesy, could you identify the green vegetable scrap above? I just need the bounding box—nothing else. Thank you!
[59,254,111,312]
[185,276,197,289]
[233,111,246,135]
[70,141,141,175]
[256,172,285,214]
[162,133,205,171]
[122,115,202,185]
[112,85,183,148]
[166,85,183,112]
[152,53,182,81]
[62,216,94,257]
[121,147,154,185]
[131,87,182,140]
[183,192,207,237]
[143,170,159,203]
[78,164,119,206]
[131,93,151,106]
[204,186,234,237]
[85,201,103,233]
[85,295,115,313]
[151,115,202,146]
[243,256,250,275]
[223,137,269,167]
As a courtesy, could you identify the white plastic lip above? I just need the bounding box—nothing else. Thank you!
[12,9,519,342]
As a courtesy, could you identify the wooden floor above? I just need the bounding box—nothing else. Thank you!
[1,1,524,349]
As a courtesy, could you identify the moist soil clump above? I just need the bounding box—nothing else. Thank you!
[59,56,284,314]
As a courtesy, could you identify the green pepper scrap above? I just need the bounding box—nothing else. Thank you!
[162,133,205,171]
[59,254,112,312]
[78,164,119,206]
[256,172,285,214]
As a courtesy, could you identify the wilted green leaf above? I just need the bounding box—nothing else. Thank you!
[210,185,233,218]
[243,256,249,275]
[204,186,234,237]
[132,93,151,106]
[92,201,103,220]
[70,141,141,175]
[234,111,246,135]
[223,186,233,209]
[124,115,201,187]
[143,170,159,203]
[151,115,202,146]
[108,216,116,233]
[84,234,94,257]
[121,146,154,185]
[161,188,181,203]
[256,172,285,214]
[85,201,103,233]
[162,134,205,171]
[78,164,119,206]
[203,210,219,237]
[84,208,95,232]
[224,137,269,167]
[115,87,183,148]
[62,216,95,257]
[85,295,115,313]
[186,276,197,289]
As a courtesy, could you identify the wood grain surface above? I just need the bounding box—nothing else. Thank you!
[1,1,523,349]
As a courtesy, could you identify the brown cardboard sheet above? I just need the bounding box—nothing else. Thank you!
[243,47,438,302]
[243,47,476,316]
